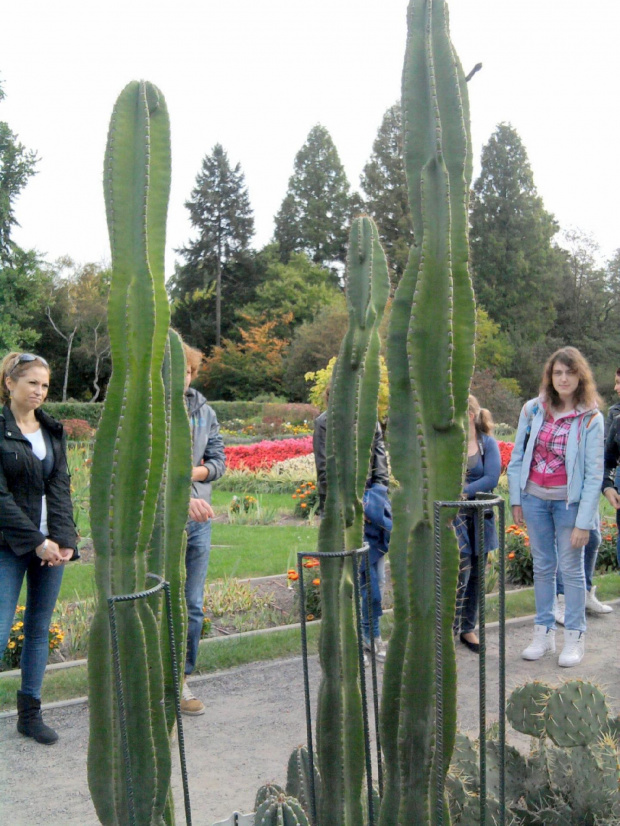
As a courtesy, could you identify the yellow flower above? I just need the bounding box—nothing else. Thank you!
[18,634,24,641]
[7,641,16,649]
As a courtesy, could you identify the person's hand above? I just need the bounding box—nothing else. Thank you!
[191,465,209,483]
[511,505,524,526]
[58,547,74,563]
[604,487,620,510]
[189,498,214,522]
[571,527,590,549]
[35,538,63,567]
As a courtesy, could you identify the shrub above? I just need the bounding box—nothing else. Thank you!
[262,403,319,426]
[505,524,533,586]
[43,402,103,428]
[225,436,313,471]
[470,369,522,428]
[61,418,96,441]
[288,557,322,620]
[2,605,64,669]
[597,518,619,571]
[292,481,319,518]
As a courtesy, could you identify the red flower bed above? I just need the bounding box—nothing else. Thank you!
[498,441,514,472]
[225,436,313,471]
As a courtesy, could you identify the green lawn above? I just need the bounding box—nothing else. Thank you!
[19,523,319,604]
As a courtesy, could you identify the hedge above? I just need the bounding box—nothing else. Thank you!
[43,400,320,428]
[43,402,103,428]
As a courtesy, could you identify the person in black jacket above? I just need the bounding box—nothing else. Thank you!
[313,398,390,662]
[602,368,620,570]
[0,352,77,744]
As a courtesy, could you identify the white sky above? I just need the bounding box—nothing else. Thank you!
[2,0,619,277]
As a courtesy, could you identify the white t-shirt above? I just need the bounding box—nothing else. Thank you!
[24,428,48,535]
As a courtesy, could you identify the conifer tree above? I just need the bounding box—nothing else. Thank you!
[175,143,254,346]
[360,102,413,288]
[274,124,357,270]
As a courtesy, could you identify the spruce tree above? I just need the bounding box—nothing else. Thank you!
[470,123,562,345]
[174,143,254,346]
[360,102,413,288]
[274,124,356,270]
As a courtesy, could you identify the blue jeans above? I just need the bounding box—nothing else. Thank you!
[184,519,212,676]
[0,548,65,698]
[521,493,586,632]
[455,551,488,634]
[557,517,600,594]
[361,555,386,641]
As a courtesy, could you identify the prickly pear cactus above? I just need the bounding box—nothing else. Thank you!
[87,81,190,826]
[543,680,609,748]
[286,745,321,817]
[315,215,389,826]
[380,0,475,823]
[506,681,550,739]
[254,793,310,826]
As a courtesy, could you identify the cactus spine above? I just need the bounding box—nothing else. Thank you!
[87,81,190,826]
[315,215,389,826]
[380,1,474,824]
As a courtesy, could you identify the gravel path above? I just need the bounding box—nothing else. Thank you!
[0,607,618,825]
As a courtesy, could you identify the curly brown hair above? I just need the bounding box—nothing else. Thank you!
[540,346,601,410]
[182,342,204,381]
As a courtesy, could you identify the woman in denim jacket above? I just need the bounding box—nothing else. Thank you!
[507,347,603,667]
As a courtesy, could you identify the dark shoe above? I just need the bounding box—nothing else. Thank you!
[16,691,58,745]
[459,633,480,654]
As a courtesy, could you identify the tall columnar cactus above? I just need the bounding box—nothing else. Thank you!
[315,215,389,826]
[87,81,190,826]
[380,1,475,824]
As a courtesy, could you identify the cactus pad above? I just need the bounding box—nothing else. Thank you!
[543,680,609,747]
[506,681,551,738]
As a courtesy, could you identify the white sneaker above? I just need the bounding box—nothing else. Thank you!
[522,625,556,660]
[585,586,613,615]
[363,636,387,662]
[554,595,565,626]
[558,629,585,667]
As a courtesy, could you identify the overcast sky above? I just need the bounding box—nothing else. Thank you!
[2,0,619,277]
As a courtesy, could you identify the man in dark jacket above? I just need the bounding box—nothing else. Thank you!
[181,345,226,715]
[313,408,390,661]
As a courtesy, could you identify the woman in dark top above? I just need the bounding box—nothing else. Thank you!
[454,395,501,653]
[0,352,77,744]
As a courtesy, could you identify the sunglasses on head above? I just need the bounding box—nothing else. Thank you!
[9,353,49,374]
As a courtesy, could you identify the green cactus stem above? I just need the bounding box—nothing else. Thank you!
[254,794,311,826]
[543,680,609,748]
[286,745,322,817]
[315,215,389,826]
[87,81,190,826]
[255,784,286,812]
[505,681,550,739]
[380,1,474,823]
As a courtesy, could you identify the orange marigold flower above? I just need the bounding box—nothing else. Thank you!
[507,552,515,559]
[312,578,320,586]
[288,571,299,581]
[304,557,320,568]
[306,614,315,621]
[292,495,297,499]
[301,503,307,508]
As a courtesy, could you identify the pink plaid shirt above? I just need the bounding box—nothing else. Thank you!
[528,410,579,487]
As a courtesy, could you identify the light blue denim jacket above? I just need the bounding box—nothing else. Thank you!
[507,396,604,530]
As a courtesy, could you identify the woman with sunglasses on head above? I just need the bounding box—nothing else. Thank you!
[0,352,77,744]
[507,347,603,668]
